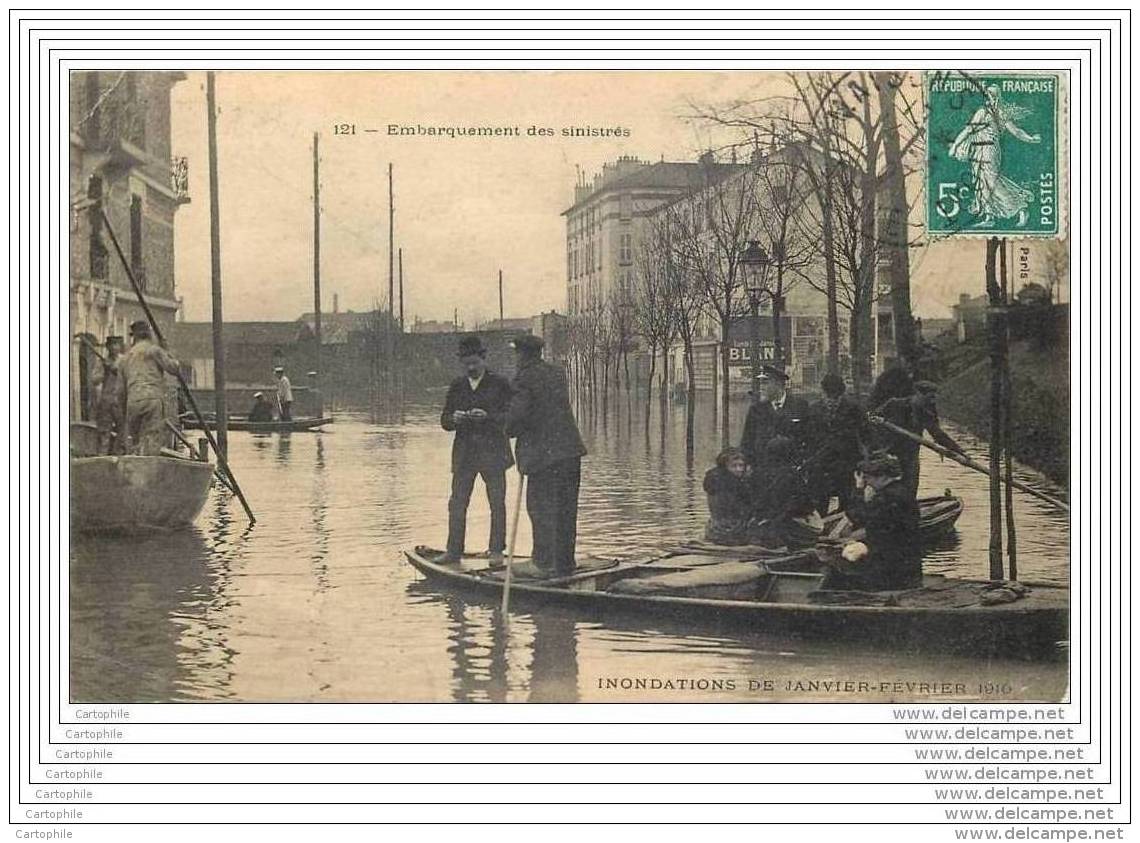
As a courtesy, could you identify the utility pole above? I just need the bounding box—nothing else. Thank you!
[312,132,322,385]
[398,248,404,333]
[985,237,1004,581]
[498,269,504,324]
[387,163,395,401]
[206,71,228,456]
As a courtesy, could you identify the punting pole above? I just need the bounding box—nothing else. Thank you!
[98,206,256,525]
[501,472,527,621]
[867,415,1069,513]
[206,71,229,458]
[165,420,236,494]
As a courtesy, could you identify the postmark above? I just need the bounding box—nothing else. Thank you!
[926,72,1061,238]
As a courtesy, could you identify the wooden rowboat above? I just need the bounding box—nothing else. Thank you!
[181,414,333,433]
[404,546,1068,655]
[71,453,214,533]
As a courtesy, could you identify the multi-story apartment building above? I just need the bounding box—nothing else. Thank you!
[562,154,745,316]
[68,71,190,419]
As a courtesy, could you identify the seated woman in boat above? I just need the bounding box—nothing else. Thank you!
[827,450,922,591]
[247,392,274,423]
[702,447,754,545]
[747,436,822,550]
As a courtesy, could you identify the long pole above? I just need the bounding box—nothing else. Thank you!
[313,132,322,380]
[206,72,228,458]
[498,269,504,324]
[387,163,395,401]
[501,472,526,620]
[398,248,404,334]
[99,207,256,524]
[749,294,761,383]
[984,237,1004,580]
[867,415,1069,512]
[1000,239,1018,580]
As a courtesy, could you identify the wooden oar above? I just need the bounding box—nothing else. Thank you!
[501,472,527,621]
[96,205,256,524]
[868,415,1069,513]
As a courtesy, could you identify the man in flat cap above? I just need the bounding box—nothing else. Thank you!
[120,319,181,455]
[739,363,810,471]
[437,335,515,566]
[507,333,586,577]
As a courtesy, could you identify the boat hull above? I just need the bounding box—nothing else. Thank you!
[181,415,333,433]
[404,548,1068,656]
[71,455,214,533]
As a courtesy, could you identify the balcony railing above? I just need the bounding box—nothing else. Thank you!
[171,156,189,199]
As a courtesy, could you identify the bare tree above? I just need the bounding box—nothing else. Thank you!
[632,235,673,425]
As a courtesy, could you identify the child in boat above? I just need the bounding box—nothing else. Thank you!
[748,436,822,550]
[703,447,754,545]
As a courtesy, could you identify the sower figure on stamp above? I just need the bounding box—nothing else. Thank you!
[120,320,181,456]
[506,334,587,578]
[436,335,515,567]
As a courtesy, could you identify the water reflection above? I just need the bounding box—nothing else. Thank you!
[69,401,1069,703]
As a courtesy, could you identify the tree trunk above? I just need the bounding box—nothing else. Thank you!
[720,323,731,447]
[875,72,917,366]
[684,342,696,456]
[645,345,657,437]
[772,265,785,364]
[985,237,1004,581]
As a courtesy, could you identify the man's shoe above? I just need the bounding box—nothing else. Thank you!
[485,551,505,570]
[511,560,555,579]
[432,551,462,565]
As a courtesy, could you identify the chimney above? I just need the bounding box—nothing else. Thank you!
[333,293,339,314]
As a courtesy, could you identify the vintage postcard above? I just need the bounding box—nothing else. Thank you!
[68,69,1069,704]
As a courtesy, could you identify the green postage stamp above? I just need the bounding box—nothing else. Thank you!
[926,72,1061,237]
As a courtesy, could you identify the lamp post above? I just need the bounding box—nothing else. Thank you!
[739,240,772,385]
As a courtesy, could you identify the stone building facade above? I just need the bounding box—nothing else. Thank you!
[68,71,189,419]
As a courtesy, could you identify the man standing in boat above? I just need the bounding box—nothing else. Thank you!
[92,335,126,454]
[507,333,587,577]
[740,364,811,470]
[274,365,293,421]
[436,335,515,567]
[120,320,182,456]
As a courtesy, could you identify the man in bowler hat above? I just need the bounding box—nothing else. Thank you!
[437,335,515,566]
[506,333,587,577]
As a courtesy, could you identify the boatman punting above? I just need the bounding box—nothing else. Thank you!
[120,320,182,456]
[274,365,293,421]
[436,335,515,568]
[506,333,587,578]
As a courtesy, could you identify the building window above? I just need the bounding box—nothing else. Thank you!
[83,72,101,142]
[619,233,632,265]
[87,177,107,279]
[620,193,632,220]
[129,193,145,289]
[567,248,573,281]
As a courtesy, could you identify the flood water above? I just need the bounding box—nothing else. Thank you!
[69,396,1070,704]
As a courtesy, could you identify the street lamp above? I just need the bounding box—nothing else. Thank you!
[739,240,772,385]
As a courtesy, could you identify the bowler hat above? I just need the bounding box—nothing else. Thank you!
[457,335,487,357]
[510,334,544,353]
[129,320,151,338]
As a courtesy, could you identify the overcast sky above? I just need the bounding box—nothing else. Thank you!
[170,71,1005,325]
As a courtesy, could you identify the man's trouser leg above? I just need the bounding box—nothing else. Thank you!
[526,467,555,567]
[280,401,292,421]
[127,398,166,456]
[483,468,507,553]
[446,469,478,557]
[551,458,581,574]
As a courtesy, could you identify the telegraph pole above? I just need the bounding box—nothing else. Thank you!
[498,269,504,324]
[206,71,228,456]
[387,163,395,401]
[312,132,322,379]
[398,248,404,333]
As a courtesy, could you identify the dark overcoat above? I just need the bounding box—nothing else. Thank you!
[506,358,587,475]
[440,371,515,473]
[740,393,811,465]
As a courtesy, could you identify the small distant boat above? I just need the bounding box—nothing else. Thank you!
[70,421,214,533]
[181,414,333,433]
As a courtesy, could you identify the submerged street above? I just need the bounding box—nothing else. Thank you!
[69,402,1070,704]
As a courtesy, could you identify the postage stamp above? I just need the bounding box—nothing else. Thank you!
[926,71,1061,238]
